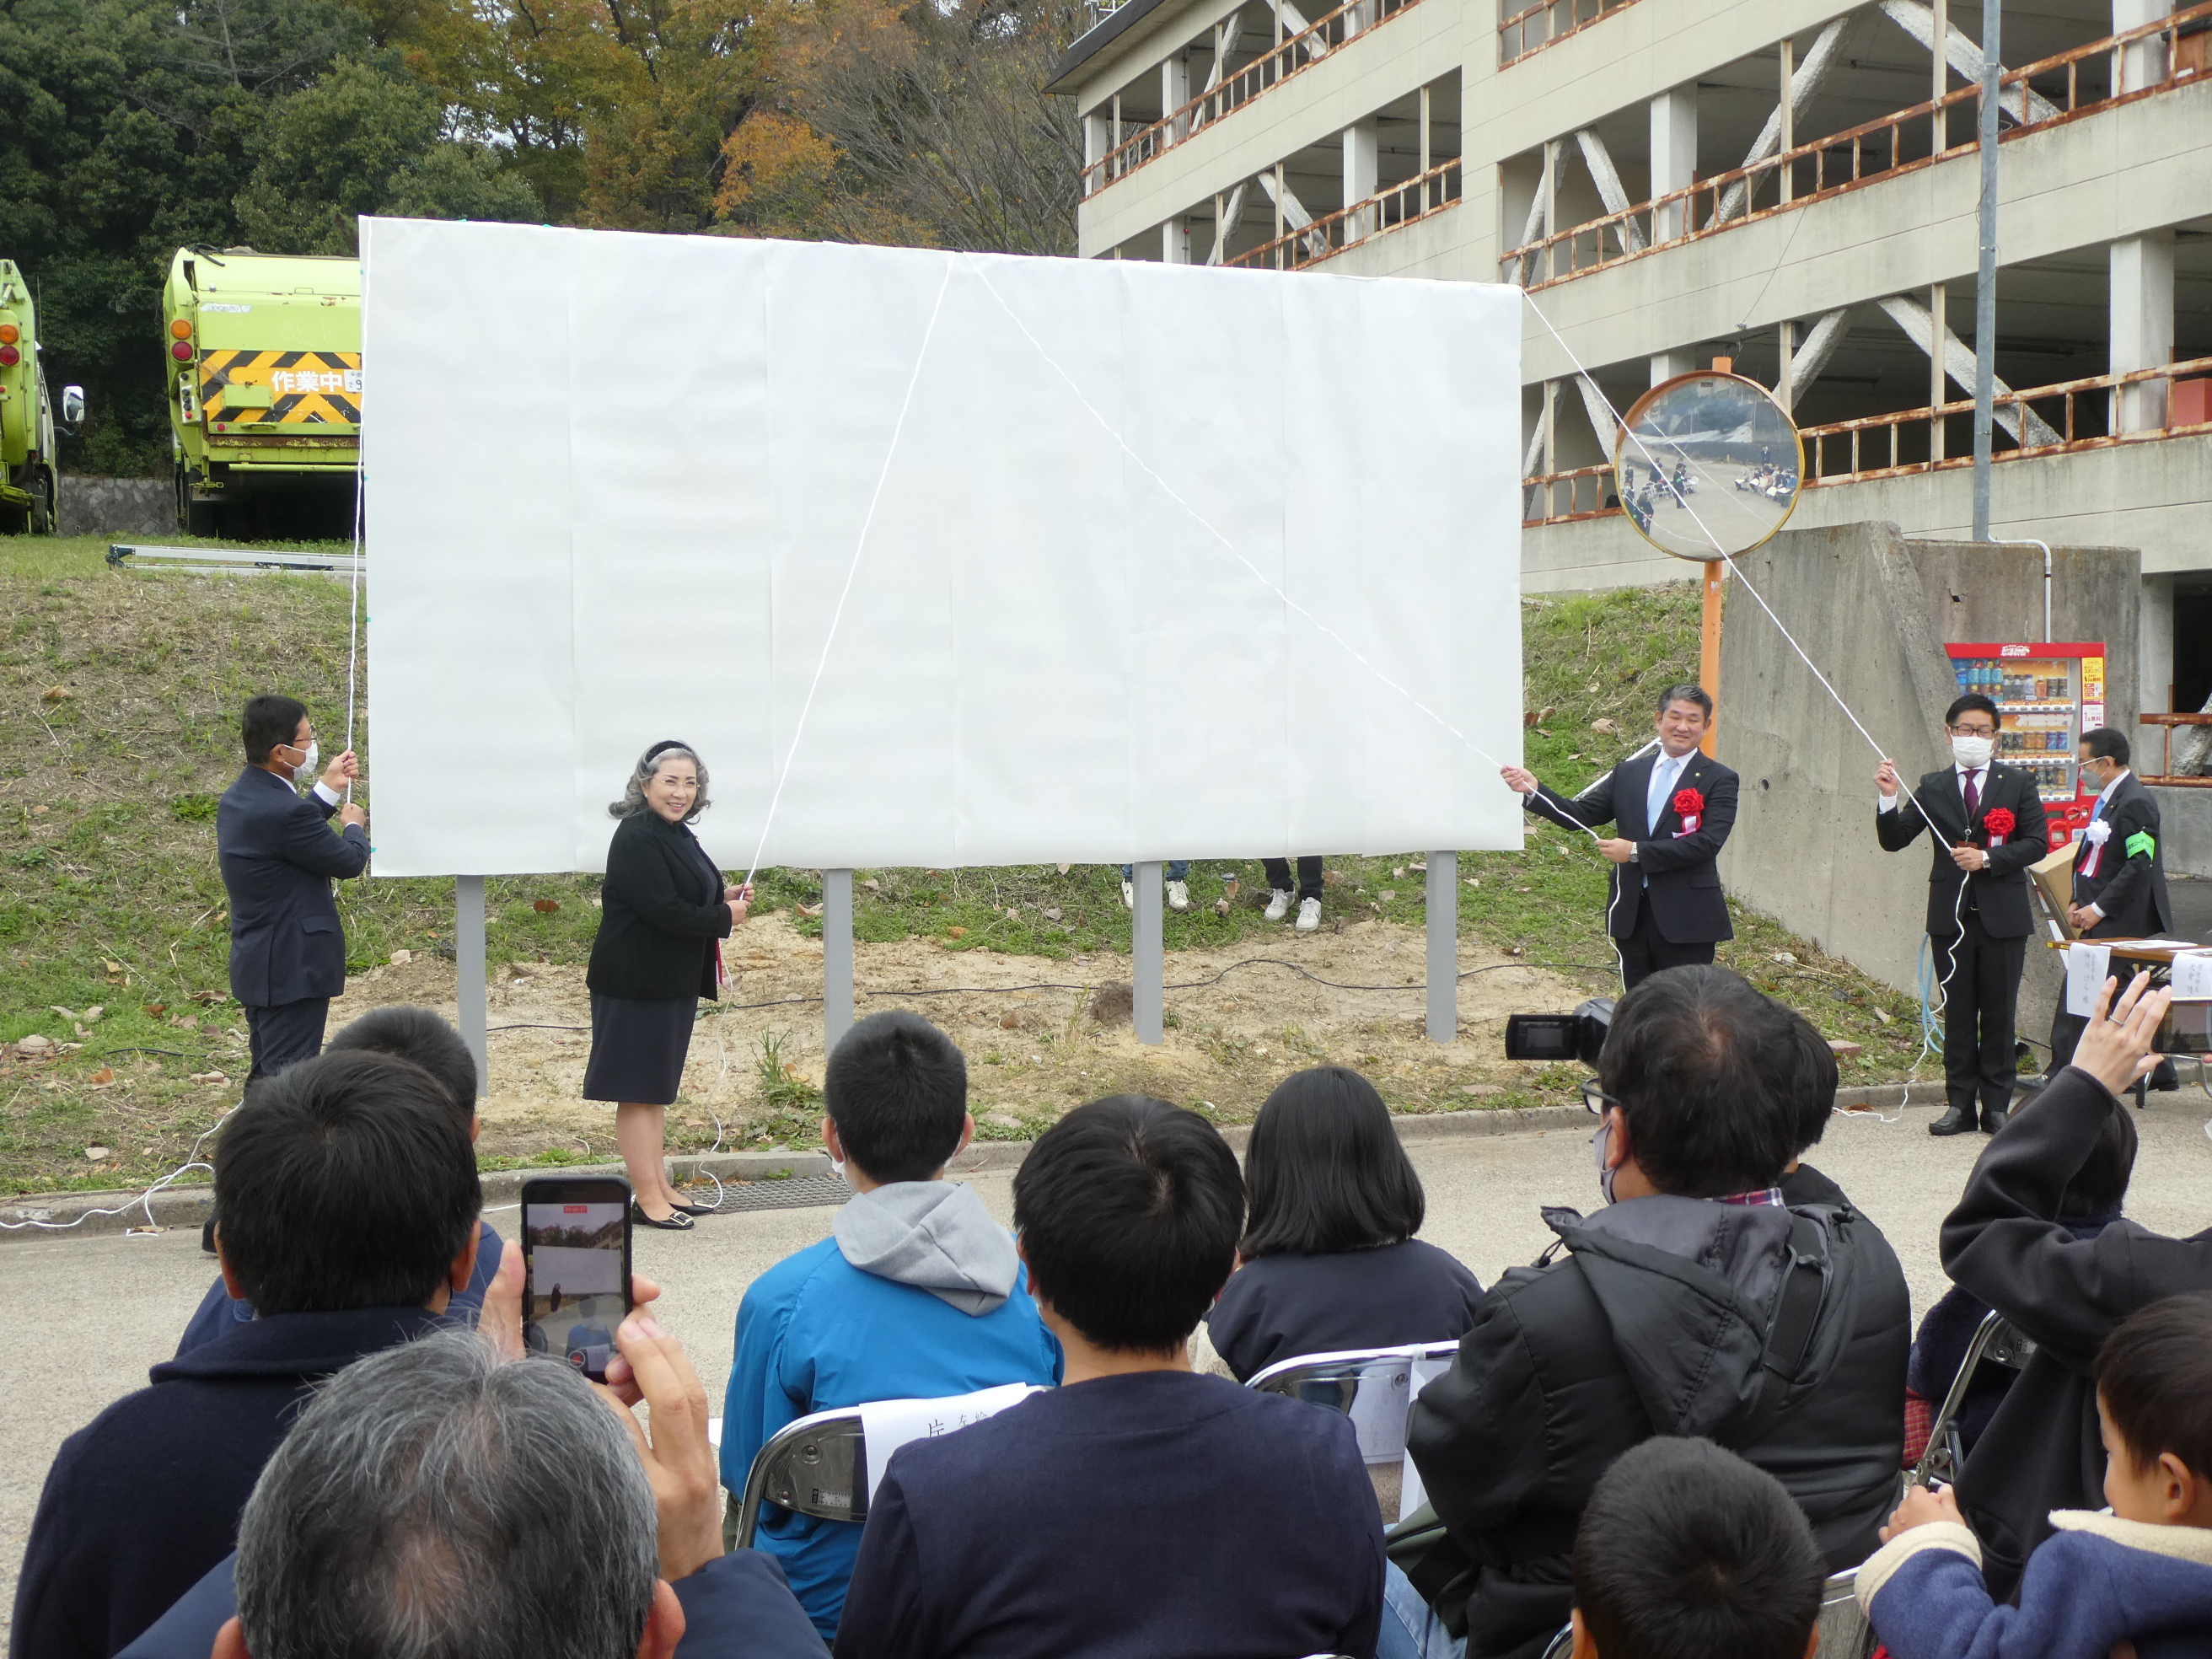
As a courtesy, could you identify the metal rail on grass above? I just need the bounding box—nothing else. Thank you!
[106,544,364,578]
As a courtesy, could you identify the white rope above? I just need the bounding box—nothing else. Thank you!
[344,464,363,803]
[1,1109,232,1232]
[738,265,955,894]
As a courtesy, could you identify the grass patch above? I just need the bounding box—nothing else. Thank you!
[0,561,1925,1196]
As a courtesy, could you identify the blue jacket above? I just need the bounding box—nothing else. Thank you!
[117,1545,829,1659]
[719,1184,1061,1640]
[216,766,368,1008]
[172,1223,507,1358]
[1860,1510,2212,1659]
[8,1304,445,1659]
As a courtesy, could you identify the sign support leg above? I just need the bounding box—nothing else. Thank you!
[824,869,855,1056]
[1134,861,1164,1045]
[1426,851,1458,1042]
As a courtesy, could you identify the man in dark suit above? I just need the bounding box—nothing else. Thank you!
[217,695,368,1087]
[2049,726,2175,1072]
[1501,683,1738,989]
[1873,692,2050,1136]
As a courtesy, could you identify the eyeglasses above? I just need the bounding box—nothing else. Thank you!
[1581,1079,1628,1116]
[1948,723,1997,738]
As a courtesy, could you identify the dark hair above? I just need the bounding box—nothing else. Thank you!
[215,1050,481,1315]
[1013,1095,1244,1352]
[1656,684,1714,721]
[2081,727,2131,766]
[242,695,309,765]
[1240,1068,1424,1257]
[1782,1007,1839,1157]
[326,1004,480,1118]
[2058,1103,2136,1219]
[1597,965,1805,1197]
[1945,693,2000,727]
[825,1012,969,1184]
[2095,1294,2212,1480]
[1574,1437,1826,1659]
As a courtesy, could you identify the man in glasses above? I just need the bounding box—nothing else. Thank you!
[1874,692,2048,1136]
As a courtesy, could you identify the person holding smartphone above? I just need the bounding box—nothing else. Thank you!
[584,741,751,1230]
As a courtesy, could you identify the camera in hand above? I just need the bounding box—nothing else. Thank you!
[1503,998,1616,1067]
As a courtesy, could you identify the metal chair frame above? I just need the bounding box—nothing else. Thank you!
[1246,1341,1464,1434]
[1911,1307,2038,1488]
[730,1406,867,1549]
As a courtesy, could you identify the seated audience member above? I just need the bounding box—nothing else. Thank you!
[9,1050,482,1659]
[119,1301,828,1659]
[1941,970,2204,1599]
[1570,1438,1828,1659]
[1859,1292,2212,1659]
[722,1012,1060,1640]
[1390,965,1909,1659]
[1208,1066,1484,1382]
[174,1004,506,1356]
[1907,1104,2136,1463]
[834,1094,1385,1659]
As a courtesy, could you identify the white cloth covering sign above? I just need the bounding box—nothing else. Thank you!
[2172,951,2212,1002]
[2064,942,2114,1017]
[359,218,1525,878]
[856,1382,1041,1501]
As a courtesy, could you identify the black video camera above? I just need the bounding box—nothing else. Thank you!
[1503,997,1616,1067]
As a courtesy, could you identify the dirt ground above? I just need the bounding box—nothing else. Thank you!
[334,913,1604,1161]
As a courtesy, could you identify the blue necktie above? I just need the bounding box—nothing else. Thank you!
[1647,754,1680,833]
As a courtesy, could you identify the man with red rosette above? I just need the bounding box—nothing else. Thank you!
[1874,692,2049,1136]
[1501,684,1738,989]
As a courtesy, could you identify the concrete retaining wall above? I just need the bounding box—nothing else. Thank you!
[57,475,169,539]
[2150,786,2212,878]
[1717,522,2140,1016]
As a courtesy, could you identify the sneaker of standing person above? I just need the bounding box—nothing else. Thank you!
[1266,889,1294,922]
[1297,897,1322,932]
[1166,879,1190,912]
[1121,880,1135,909]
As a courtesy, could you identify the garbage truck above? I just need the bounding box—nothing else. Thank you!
[0,260,83,535]
[164,247,360,537]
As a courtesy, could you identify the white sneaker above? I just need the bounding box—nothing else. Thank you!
[1296,897,1321,932]
[1120,880,1134,910]
[1264,889,1293,922]
[1165,879,1190,912]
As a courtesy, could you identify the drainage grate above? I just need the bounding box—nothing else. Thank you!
[688,1174,851,1214]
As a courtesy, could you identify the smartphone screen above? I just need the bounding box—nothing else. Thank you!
[520,1177,633,1382]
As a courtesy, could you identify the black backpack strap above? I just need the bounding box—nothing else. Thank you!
[1731,1212,1829,1448]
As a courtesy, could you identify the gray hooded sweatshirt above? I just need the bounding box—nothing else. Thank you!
[831,1181,1022,1315]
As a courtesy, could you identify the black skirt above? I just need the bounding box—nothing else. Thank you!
[582,993,697,1106]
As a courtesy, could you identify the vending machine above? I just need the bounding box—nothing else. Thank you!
[1946,641,2106,846]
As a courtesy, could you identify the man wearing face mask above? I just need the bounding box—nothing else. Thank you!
[2048,727,2174,1075]
[1873,692,2049,1136]
[217,694,368,1088]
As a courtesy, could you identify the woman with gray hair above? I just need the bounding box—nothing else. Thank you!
[583,740,751,1228]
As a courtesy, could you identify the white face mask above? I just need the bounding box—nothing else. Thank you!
[1950,733,1994,770]
[1591,1115,1620,1205]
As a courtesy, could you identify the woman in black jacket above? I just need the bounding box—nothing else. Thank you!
[583,740,750,1229]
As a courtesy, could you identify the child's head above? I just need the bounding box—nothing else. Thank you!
[1011,1095,1244,1356]
[2093,1293,2212,1527]
[823,1012,970,1184]
[1239,1066,1424,1259]
[2057,1103,2136,1221]
[1571,1437,1825,1659]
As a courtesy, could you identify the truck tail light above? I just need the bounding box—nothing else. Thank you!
[0,345,19,368]
[169,319,191,340]
[0,323,18,343]
[171,341,194,362]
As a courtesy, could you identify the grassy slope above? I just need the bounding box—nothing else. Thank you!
[0,539,1927,1195]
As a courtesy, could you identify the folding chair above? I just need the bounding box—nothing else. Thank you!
[1538,1624,1575,1659]
[727,1406,867,1549]
[1248,1341,1463,1522]
[1910,1308,2038,1488]
[1816,1566,1875,1659]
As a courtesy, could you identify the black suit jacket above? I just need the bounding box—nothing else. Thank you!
[216,767,369,1008]
[586,810,733,1001]
[2071,772,2173,938]
[1873,763,2049,939]
[1527,748,1737,944]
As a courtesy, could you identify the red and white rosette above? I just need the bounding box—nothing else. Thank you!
[1672,787,1705,835]
[1982,806,2016,849]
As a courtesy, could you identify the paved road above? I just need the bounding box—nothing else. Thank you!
[5,1089,2209,1635]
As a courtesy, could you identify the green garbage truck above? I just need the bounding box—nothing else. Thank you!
[0,260,83,535]
[164,247,360,537]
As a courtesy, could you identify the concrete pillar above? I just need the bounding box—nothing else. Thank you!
[1162,215,1189,264]
[2111,230,2176,432]
[2140,572,2176,762]
[1651,350,1696,384]
[1343,119,1378,239]
[1162,52,1189,142]
[2115,0,2173,92]
[1648,85,1697,242]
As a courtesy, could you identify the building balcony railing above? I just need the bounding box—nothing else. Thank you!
[1521,358,2212,527]
[1498,0,1640,69]
[1224,157,1462,271]
[1500,0,2212,290]
[1082,0,1425,197]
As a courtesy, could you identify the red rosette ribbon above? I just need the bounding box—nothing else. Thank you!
[1672,787,1705,819]
[1983,807,2016,838]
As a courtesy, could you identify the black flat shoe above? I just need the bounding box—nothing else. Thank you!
[1929,1106,1977,1136]
[670,1196,719,1216]
[631,1201,694,1231]
[1980,1108,2008,1135]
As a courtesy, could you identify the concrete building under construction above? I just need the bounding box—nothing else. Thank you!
[1046,0,2212,797]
